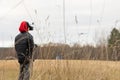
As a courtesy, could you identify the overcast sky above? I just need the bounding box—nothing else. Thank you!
[0,0,120,47]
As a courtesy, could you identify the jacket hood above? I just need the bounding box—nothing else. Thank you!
[19,21,29,32]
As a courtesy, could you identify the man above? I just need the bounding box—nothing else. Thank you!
[15,21,34,80]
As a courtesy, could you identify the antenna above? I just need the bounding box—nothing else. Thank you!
[63,0,66,43]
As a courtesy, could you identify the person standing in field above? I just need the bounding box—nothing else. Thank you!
[15,21,34,80]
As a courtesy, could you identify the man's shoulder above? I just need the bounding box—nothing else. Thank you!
[15,32,27,39]
[15,33,21,39]
[26,32,33,38]
[15,32,33,40]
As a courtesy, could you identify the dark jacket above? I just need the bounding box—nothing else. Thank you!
[15,21,34,64]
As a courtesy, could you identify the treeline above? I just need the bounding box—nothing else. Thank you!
[0,27,120,60]
[0,43,117,60]
[34,43,109,60]
[0,44,107,60]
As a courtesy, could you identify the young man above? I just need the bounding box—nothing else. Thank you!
[15,21,34,80]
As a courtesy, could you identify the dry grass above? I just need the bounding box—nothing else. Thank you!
[0,60,120,80]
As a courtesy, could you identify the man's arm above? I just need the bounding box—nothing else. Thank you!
[27,34,34,58]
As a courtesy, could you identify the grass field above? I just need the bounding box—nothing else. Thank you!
[0,60,120,80]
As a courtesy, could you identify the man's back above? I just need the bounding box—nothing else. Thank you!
[15,32,33,53]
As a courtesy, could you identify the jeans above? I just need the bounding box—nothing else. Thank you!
[18,63,30,80]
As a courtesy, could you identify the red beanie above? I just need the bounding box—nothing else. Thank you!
[19,21,29,32]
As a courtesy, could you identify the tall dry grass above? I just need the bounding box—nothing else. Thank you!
[0,60,120,80]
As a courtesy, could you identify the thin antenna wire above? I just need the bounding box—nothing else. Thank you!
[22,0,34,22]
[97,0,106,27]
[63,0,66,43]
[0,0,24,20]
[100,0,106,22]
[87,0,93,44]
[89,0,92,31]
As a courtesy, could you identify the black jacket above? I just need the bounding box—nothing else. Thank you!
[15,32,34,64]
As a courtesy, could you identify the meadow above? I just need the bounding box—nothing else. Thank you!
[0,60,120,80]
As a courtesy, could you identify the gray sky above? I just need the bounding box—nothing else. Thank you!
[0,0,120,47]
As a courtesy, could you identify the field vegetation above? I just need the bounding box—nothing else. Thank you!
[0,60,120,80]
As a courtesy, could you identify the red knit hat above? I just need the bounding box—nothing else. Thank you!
[19,21,29,32]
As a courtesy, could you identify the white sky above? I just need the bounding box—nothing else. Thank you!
[0,0,120,47]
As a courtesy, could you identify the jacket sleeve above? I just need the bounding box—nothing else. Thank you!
[27,34,34,58]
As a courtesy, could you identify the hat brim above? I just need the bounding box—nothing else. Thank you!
[29,26,33,30]
[27,22,33,30]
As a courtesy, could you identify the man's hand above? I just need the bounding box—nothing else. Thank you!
[34,44,38,48]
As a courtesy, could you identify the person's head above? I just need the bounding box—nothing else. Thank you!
[19,21,33,33]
